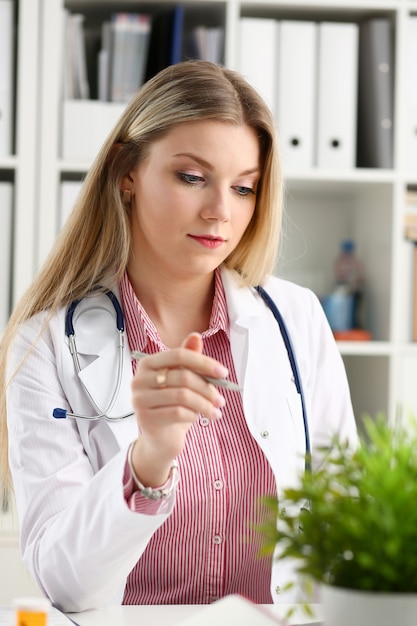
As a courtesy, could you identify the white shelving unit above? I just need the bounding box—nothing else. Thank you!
[2,0,417,600]
[33,0,417,425]
[0,0,41,320]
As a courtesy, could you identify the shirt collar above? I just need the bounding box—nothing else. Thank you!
[119,268,230,354]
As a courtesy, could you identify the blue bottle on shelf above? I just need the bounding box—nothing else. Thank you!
[322,240,364,331]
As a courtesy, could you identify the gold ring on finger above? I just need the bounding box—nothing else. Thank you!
[156,368,168,388]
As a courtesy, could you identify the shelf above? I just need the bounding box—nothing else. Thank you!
[337,340,393,356]
[285,168,398,186]
[0,156,18,171]
[240,0,400,22]
[58,160,91,175]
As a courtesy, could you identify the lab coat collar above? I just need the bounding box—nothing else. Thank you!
[220,267,262,326]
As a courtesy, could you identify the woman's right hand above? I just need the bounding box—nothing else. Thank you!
[129,332,227,488]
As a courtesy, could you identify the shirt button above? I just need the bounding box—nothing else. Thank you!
[212,535,222,545]
[200,416,210,427]
[261,430,270,438]
[213,480,223,490]
[275,585,281,595]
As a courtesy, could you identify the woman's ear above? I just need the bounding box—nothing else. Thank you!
[120,172,134,193]
[120,172,135,205]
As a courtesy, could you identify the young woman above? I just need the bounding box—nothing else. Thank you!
[0,60,357,611]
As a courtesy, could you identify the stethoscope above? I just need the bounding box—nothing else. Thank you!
[53,287,311,468]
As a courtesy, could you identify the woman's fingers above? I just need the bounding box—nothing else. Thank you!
[133,367,225,419]
[133,346,229,382]
[130,341,229,465]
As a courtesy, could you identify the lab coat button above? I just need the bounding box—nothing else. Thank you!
[275,585,281,595]
[261,430,269,439]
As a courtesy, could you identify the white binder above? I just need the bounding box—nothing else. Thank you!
[316,22,359,169]
[276,20,317,170]
[408,17,417,174]
[238,17,279,117]
[0,0,14,156]
[0,182,13,332]
[61,99,126,161]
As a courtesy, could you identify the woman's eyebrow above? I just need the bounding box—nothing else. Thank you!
[172,152,214,170]
[172,152,260,177]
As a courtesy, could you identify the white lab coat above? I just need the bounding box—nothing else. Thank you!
[6,268,357,612]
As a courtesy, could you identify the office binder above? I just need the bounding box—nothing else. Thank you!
[110,13,151,103]
[62,100,126,161]
[407,17,417,174]
[183,26,224,64]
[170,4,185,64]
[0,0,14,155]
[110,13,130,102]
[276,20,317,170]
[0,182,13,331]
[64,13,90,100]
[145,5,185,80]
[238,17,279,117]
[316,22,359,169]
[98,20,112,101]
[357,18,393,169]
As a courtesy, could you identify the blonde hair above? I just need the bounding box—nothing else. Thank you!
[0,60,283,494]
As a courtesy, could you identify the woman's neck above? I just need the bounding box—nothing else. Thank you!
[126,268,216,349]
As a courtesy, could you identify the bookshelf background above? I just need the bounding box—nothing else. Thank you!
[1,0,417,601]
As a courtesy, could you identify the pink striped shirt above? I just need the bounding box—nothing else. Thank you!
[120,270,276,605]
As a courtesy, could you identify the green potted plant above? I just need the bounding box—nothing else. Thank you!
[261,414,417,626]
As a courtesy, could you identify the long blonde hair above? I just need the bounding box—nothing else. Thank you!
[0,60,283,494]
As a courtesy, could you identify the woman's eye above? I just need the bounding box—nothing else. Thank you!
[234,186,256,197]
[177,172,204,185]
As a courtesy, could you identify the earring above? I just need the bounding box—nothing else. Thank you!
[122,189,132,204]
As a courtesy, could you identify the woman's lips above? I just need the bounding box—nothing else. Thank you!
[188,235,225,249]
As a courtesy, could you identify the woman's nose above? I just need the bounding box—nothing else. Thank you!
[200,187,231,221]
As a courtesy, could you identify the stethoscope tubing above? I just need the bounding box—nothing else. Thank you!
[255,286,311,472]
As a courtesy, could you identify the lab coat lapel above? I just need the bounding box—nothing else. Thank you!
[221,268,290,413]
[221,269,306,491]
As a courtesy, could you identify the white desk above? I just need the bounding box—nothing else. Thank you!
[68,603,323,626]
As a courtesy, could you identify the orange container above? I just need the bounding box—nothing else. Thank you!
[14,597,51,626]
